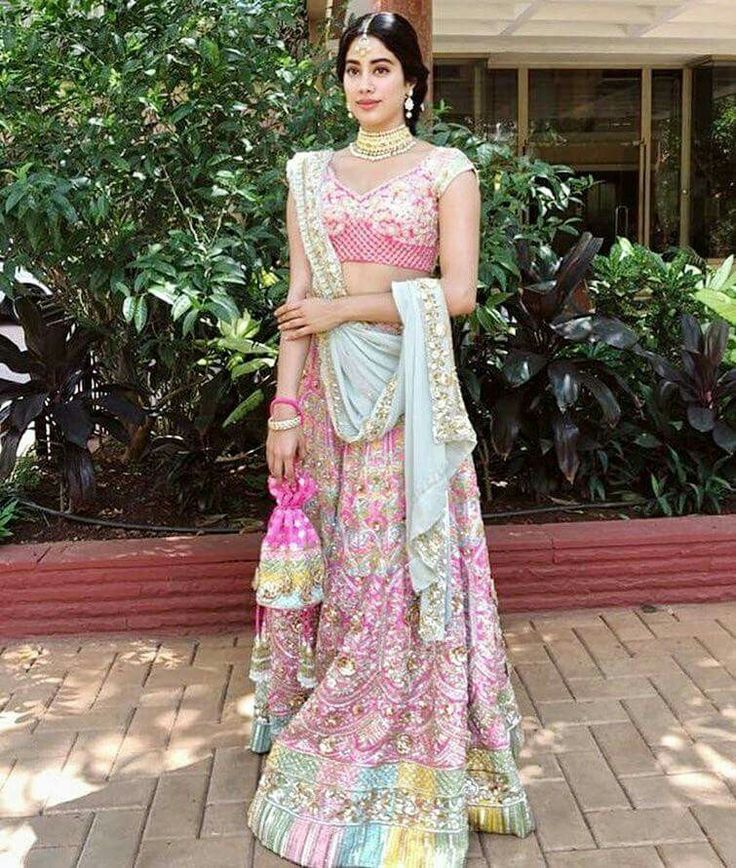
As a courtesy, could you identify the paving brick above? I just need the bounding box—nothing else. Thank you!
[691,806,736,865]
[176,682,225,728]
[558,751,630,811]
[658,841,728,867]
[546,848,663,867]
[625,638,706,658]
[674,652,736,693]
[137,687,183,710]
[591,722,661,777]
[587,807,704,846]
[61,730,125,780]
[0,731,75,762]
[33,706,133,733]
[568,677,656,701]
[482,830,545,866]
[207,747,260,804]
[622,773,735,808]
[77,808,147,868]
[654,744,716,776]
[649,669,716,722]
[546,637,601,680]
[201,802,252,837]
[45,777,155,813]
[144,664,228,690]
[683,714,736,742]
[538,700,627,726]
[0,756,66,816]
[624,695,688,747]
[525,780,595,851]
[649,620,720,639]
[516,663,573,703]
[705,686,736,713]
[602,611,654,643]
[0,813,92,848]
[127,706,178,745]
[143,774,208,840]
[517,753,564,785]
[23,848,80,868]
[136,837,250,868]
[521,723,599,756]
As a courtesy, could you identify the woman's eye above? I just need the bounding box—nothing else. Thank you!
[375,67,389,74]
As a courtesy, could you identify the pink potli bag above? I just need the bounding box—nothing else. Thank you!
[249,469,324,751]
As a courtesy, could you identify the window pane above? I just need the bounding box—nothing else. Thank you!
[481,69,517,147]
[433,61,475,128]
[651,70,682,252]
[529,69,640,144]
[691,65,736,260]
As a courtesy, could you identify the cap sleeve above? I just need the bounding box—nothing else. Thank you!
[434,148,479,198]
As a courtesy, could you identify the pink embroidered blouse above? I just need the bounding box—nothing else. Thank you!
[320,146,478,273]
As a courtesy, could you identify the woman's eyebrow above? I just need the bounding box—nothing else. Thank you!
[345,57,395,65]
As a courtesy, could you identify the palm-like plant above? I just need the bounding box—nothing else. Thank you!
[490,232,639,488]
[0,295,146,509]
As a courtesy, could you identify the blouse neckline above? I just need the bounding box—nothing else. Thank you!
[325,147,438,200]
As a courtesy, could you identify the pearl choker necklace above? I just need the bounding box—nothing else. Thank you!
[349,123,417,161]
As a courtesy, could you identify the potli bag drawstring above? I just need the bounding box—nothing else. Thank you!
[248,469,324,752]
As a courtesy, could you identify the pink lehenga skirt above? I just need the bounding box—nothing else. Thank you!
[246,336,534,867]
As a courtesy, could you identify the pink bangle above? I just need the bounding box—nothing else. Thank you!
[270,397,302,417]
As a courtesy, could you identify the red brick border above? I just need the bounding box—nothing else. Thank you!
[2,514,736,637]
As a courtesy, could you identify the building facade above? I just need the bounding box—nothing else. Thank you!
[316,1,736,259]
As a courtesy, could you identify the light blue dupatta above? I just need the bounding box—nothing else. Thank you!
[286,149,477,642]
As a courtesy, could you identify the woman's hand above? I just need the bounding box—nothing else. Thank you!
[266,407,305,483]
[275,297,343,340]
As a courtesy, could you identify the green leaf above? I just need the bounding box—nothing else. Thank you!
[171,294,192,321]
[205,293,240,323]
[122,296,137,323]
[223,389,263,427]
[134,296,148,332]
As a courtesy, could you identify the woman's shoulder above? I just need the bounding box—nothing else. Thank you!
[429,145,479,197]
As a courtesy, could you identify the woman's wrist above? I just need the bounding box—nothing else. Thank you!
[333,296,349,325]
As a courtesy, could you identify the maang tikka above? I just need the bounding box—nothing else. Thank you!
[356,14,375,57]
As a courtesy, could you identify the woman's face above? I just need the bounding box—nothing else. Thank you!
[343,34,412,132]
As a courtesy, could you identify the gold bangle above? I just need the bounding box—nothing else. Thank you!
[267,415,302,431]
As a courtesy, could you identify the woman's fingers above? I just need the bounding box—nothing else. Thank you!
[286,326,312,340]
[275,301,301,321]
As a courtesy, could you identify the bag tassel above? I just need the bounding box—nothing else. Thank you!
[296,605,318,689]
[249,603,273,753]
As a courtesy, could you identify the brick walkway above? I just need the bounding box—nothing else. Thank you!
[1,603,736,866]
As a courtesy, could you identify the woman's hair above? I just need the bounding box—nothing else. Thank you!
[335,12,429,136]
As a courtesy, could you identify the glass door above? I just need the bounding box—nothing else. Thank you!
[527,69,643,253]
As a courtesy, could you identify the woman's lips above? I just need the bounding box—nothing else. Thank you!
[357,101,379,109]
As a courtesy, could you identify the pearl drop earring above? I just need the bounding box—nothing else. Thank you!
[404,89,414,119]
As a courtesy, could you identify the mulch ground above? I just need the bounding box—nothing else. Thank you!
[4,439,730,545]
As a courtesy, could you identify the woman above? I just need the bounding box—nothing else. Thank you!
[247,11,534,867]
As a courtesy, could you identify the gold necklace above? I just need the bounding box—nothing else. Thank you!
[349,123,417,161]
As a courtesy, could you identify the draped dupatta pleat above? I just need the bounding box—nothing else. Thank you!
[286,149,477,642]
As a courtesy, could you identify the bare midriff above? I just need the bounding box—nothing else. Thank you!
[340,261,433,296]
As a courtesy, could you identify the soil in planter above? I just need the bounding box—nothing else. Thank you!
[5,440,734,545]
[7,439,273,544]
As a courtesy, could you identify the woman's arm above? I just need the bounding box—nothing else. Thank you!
[435,168,481,316]
[267,187,311,482]
[272,188,312,396]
